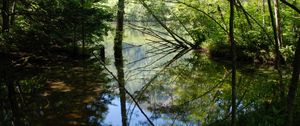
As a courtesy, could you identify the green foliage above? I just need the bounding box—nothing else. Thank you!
[208,41,256,62]
[133,0,300,63]
[5,0,112,54]
[280,45,295,63]
[1,0,300,125]
[18,75,46,94]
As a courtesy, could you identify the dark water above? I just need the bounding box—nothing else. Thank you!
[0,25,287,126]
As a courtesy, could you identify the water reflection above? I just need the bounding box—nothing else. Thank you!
[103,97,197,126]
[100,32,287,125]
[0,59,112,126]
[1,23,289,125]
[87,94,114,125]
[146,52,288,125]
[114,23,128,125]
[99,24,196,125]
[147,52,231,125]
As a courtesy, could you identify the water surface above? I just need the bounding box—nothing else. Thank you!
[0,24,285,126]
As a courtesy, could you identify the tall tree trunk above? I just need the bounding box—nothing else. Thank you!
[81,0,85,56]
[277,1,300,125]
[262,0,266,28]
[10,0,16,26]
[73,26,78,56]
[268,0,284,99]
[274,0,283,47]
[8,81,21,126]
[3,67,20,125]
[292,0,298,40]
[2,0,10,32]
[285,36,300,126]
[114,0,127,125]
[229,0,236,126]
[81,25,85,55]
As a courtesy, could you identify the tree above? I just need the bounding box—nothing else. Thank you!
[278,1,300,125]
[229,0,237,126]
[114,0,127,125]
[5,0,111,53]
[274,0,283,47]
[262,0,266,28]
[9,0,16,26]
[2,0,9,32]
[285,36,300,126]
[268,0,284,100]
[81,0,86,55]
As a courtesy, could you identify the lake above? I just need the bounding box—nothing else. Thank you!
[0,23,287,126]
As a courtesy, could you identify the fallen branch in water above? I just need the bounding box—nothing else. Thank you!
[92,52,155,126]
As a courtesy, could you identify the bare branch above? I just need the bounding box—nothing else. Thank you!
[174,0,228,34]
[92,52,155,126]
[280,0,300,14]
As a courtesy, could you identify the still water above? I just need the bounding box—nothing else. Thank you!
[0,24,285,126]
[89,25,285,125]
[95,25,198,125]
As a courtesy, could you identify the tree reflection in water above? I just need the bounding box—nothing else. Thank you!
[0,24,294,126]
[146,52,290,125]
[0,59,112,126]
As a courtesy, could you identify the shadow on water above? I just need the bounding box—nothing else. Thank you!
[0,57,112,126]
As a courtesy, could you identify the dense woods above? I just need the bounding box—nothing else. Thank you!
[1,0,300,126]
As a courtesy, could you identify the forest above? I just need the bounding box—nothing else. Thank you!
[1,0,300,126]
